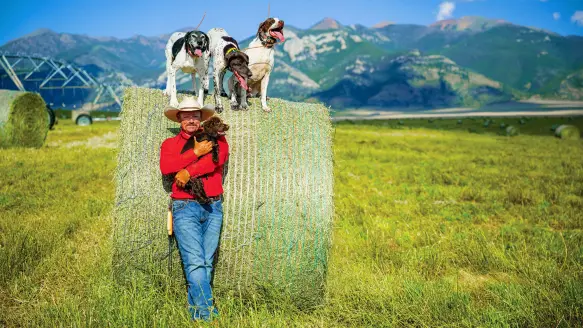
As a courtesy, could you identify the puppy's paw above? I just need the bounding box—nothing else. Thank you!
[241,102,249,110]
[216,105,224,114]
[262,106,271,113]
[230,99,239,108]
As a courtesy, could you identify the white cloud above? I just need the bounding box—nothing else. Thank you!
[572,11,583,26]
[437,2,456,21]
[553,12,560,20]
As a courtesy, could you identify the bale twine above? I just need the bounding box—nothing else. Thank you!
[112,87,335,309]
[0,90,48,148]
[554,125,580,140]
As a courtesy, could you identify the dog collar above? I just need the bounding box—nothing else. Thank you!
[225,47,239,56]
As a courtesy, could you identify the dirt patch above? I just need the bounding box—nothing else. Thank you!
[48,132,118,148]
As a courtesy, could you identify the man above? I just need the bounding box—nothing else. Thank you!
[159,96,229,322]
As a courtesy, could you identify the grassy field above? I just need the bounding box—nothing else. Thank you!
[1,116,582,327]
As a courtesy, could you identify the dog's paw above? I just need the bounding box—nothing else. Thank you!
[216,105,224,114]
[169,98,180,108]
[262,106,271,113]
[241,102,249,110]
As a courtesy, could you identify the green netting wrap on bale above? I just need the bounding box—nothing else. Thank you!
[112,87,335,309]
[555,125,580,140]
[0,90,48,148]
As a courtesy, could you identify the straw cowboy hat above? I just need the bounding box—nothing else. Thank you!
[164,96,216,123]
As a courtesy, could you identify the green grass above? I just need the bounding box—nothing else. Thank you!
[1,116,582,327]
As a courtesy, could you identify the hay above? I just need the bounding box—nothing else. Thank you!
[505,125,519,136]
[554,125,580,140]
[112,87,335,309]
[0,90,48,148]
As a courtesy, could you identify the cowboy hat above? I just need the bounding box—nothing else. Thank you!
[164,96,215,123]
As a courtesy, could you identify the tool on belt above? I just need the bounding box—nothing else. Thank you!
[167,200,174,274]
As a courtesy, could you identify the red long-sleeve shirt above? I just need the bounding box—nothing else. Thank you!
[159,129,229,199]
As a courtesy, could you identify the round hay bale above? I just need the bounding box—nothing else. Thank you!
[554,125,580,140]
[112,87,335,309]
[0,89,48,148]
[505,125,519,136]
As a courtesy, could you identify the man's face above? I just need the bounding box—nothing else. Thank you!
[178,111,202,134]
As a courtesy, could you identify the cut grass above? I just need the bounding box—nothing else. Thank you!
[1,116,582,327]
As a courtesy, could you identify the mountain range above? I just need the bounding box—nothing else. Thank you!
[1,16,583,111]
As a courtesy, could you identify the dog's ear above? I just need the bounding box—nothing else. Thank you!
[203,33,210,52]
[258,18,275,35]
[241,52,250,64]
[225,49,238,64]
[171,36,186,62]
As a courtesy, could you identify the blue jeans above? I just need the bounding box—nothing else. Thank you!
[172,199,223,321]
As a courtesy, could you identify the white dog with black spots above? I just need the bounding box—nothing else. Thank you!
[163,30,211,108]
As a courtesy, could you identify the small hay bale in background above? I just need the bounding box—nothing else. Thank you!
[0,89,48,148]
[112,87,335,309]
[554,125,580,140]
[505,125,519,136]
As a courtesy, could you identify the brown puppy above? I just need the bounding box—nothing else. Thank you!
[180,116,229,203]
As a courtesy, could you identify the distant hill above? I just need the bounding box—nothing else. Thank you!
[310,51,514,109]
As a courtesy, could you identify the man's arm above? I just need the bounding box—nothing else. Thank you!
[159,139,199,175]
[184,136,229,177]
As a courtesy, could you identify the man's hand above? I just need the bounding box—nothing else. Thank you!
[175,169,190,188]
[194,140,213,157]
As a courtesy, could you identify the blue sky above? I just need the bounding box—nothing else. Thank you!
[1,0,582,46]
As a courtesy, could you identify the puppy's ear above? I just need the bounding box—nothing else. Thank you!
[241,52,250,64]
[225,49,242,64]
